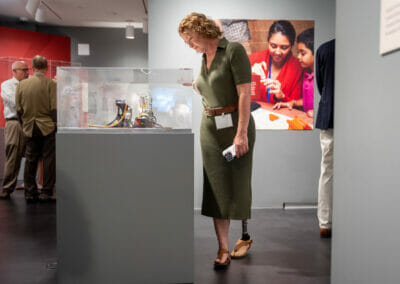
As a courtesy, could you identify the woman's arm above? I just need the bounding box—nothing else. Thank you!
[234,82,251,158]
[192,80,200,94]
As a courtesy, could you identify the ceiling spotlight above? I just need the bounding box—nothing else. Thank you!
[26,0,41,16]
[126,25,135,39]
[142,17,148,34]
[35,5,46,23]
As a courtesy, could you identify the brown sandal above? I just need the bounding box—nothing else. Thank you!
[214,248,231,269]
[231,238,253,259]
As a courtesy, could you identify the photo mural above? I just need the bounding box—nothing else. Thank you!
[217,19,315,130]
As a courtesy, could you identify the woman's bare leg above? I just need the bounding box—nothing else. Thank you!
[213,218,230,263]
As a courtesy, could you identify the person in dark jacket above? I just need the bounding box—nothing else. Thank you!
[315,39,335,238]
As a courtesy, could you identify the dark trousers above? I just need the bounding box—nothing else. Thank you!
[24,124,55,197]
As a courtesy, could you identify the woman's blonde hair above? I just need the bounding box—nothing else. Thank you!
[178,12,222,39]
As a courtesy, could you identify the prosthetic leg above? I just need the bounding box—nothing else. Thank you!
[241,219,251,241]
[107,100,132,128]
[133,95,157,128]
[89,99,133,128]
[231,219,253,259]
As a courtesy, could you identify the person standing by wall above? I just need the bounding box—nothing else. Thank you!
[15,55,57,203]
[179,13,256,269]
[0,61,29,200]
[315,39,335,238]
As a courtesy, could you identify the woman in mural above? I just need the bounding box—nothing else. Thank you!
[249,20,302,106]
[178,13,256,269]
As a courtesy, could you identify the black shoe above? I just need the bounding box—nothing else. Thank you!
[15,184,24,190]
[320,228,332,238]
[38,193,51,202]
[25,196,38,204]
[0,191,11,200]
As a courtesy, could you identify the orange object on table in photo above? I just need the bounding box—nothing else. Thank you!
[287,116,312,130]
[269,113,279,121]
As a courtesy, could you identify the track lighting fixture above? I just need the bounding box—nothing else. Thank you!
[126,25,135,39]
[25,0,41,15]
[34,4,46,23]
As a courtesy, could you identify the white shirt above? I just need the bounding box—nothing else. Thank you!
[1,77,19,119]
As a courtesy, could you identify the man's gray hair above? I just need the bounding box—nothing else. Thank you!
[11,61,27,71]
[32,55,48,70]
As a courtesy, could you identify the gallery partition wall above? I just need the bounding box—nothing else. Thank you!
[332,0,400,283]
[148,0,336,209]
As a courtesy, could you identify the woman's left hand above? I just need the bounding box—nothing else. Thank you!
[233,133,249,158]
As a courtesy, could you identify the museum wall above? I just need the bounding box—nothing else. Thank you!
[0,26,71,127]
[148,0,336,208]
[331,0,400,283]
[54,26,148,68]
[0,16,148,68]
[0,26,70,60]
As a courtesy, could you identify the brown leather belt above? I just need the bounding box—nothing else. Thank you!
[6,117,18,121]
[203,103,238,116]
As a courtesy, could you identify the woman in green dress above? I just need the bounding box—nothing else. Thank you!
[179,13,256,269]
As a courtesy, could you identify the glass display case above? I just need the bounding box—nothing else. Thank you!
[57,67,193,133]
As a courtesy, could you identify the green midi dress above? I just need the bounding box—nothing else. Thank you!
[196,38,256,220]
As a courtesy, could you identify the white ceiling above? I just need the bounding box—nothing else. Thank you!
[0,0,148,28]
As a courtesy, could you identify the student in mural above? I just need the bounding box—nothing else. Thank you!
[179,12,256,269]
[249,20,302,106]
[273,27,314,117]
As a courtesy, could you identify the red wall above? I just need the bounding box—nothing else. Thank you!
[0,26,71,126]
[0,26,70,60]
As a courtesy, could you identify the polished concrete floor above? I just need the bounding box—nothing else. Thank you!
[0,190,331,284]
[195,209,331,284]
[0,189,57,284]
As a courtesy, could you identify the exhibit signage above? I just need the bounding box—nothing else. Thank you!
[380,0,400,54]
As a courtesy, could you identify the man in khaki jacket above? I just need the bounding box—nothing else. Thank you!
[16,55,56,203]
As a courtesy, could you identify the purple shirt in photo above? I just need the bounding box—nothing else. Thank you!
[302,72,314,112]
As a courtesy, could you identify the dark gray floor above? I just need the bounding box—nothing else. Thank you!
[0,190,330,284]
[0,190,57,284]
[195,209,331,284]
